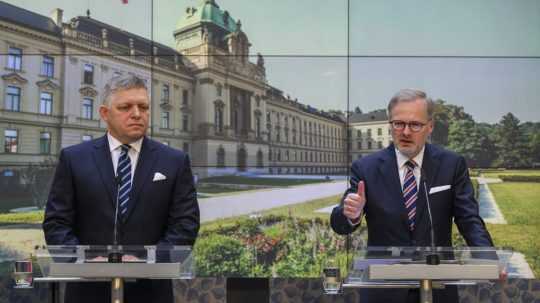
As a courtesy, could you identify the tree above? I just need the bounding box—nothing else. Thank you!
[354,106,363,114]
[431,99,473,146]
[447,120,495,168]
[529,132,540,166]
[493,113,529,168]
[19,157,56,209]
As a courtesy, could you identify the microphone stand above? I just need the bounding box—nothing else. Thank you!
[108,175,123,263]
[421,172,440,265]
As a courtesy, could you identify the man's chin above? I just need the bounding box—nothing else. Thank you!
[397,146,418,158]
[126,132,145,141]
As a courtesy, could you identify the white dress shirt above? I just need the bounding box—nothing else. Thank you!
[107,133,143,184]
[395,146,425,191]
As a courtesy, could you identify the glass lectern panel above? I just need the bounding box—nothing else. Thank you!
[34,245,193,281]
[347,246,512,284]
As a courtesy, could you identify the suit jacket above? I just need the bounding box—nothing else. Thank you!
[331,143,493,303]
[43,135,200,303]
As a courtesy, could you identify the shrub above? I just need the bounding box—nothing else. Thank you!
[499,175,540,182]
[194,234,252,276]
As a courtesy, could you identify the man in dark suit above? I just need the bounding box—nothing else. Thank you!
[331,89,493,303]
[43,74,200,303]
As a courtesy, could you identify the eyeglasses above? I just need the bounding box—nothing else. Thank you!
[389,120,429,132]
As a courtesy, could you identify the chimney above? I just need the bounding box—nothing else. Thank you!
[50,8,63,26]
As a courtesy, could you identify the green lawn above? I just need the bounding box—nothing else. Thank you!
[257,195,339,220]
[196,184,250,195]
[489,182,540,277]
[0,211,43,225]
[199,176,331,187]
[481,169,540,178]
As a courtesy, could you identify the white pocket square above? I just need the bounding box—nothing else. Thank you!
[429,185,451,194]
[152,172,167,182]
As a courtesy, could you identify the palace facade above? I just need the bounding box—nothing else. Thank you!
[0,0,355,178]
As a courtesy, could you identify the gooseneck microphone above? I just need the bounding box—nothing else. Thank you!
[108,175,123,263]
[420,167,440,265]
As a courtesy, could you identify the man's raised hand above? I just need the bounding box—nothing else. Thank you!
[343,180,366,223]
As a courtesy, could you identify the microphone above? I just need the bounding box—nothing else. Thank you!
[109,174,123,263]
[420,167,440,265]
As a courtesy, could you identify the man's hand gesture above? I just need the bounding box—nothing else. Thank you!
[343,181,366,224]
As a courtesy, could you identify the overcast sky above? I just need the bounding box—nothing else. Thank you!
[4,0,539,123]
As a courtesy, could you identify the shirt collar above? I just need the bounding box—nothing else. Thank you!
[107,132,143,153]
[395,145,425,169]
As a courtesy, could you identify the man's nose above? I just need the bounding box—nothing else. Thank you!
[402,125,412,135]
[131,106,141,118]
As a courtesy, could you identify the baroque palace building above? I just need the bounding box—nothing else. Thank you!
[348,109,393,160]
[0,0,350,179]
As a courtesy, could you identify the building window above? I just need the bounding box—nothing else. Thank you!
[257,150,263,168]
[368,141,372,149]
[378,141,383,149]
[162,84,170,103]
[367,129,372,138]
[39,92,53,115]
[82,135,93,142]
[82,98,93,119]
[216,84,222,97]
[214,104,224,133]
[41,56,54,77]
[182,89,189,105]
[83,64,94,84]
[378,128,382,136]
[4,129,18,153]
[40,132,51,154]
[357,130,362,138]
[255,115,261,138]
[357,142,362,150]
[7,47,22,70]
[5,86,21,111]
[183,142,189,154]
[217,147,225,168]
[182,114,189,131]
[161,111,170,129]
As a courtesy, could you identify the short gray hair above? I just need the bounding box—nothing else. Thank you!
[387,89,434,120]
[102,74,148,106]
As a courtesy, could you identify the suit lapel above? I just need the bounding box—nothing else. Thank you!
[123,137,158,222]
[377,145,410,231]
[92,135,116,207]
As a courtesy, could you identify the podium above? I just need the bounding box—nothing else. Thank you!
[342,246,512,303]
[32,245,194,303]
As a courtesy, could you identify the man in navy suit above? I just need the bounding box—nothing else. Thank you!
[331,89,493,303]
[43,74,200,303]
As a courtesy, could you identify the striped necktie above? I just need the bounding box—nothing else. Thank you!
[116,144,132,219]
[403,160,418,231]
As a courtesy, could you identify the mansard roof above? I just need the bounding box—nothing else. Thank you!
[70,16,183,65]
[266,86,344,123]
[349,110,388,123]
[0,1,61,36]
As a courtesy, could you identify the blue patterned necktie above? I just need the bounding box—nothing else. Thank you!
[116,144,132,219]
[403,160,418,231]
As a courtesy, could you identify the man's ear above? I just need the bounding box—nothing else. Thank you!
[427,119,434,134]
[99,105,109,122]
